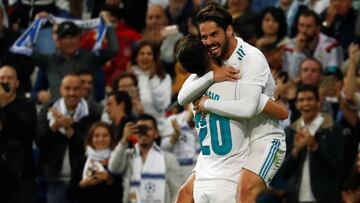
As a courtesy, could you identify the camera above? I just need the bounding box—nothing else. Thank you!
[1,83,10,93]
[137,125,149,135]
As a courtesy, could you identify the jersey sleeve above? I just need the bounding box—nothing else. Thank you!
[204,83,262,119]
[204,51,271,119]
[177,72,214,105]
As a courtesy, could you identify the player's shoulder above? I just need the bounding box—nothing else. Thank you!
[235,37,265,60]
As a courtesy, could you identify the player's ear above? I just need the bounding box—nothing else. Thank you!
[226,25,233,38]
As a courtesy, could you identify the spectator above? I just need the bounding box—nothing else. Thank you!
[160,104,199,184]
[143,4,184,79]
[109,114,181,203]
[283,9,343,80]
[319,65,360,184]
[67,121,122,203]
[226,0,253,19]
[320,0,360,58]
[165,0,194,35]
[129,41,172,136]
[0,4,35,95]
[298,57,323,86]
[79,71,103,117]
[0,65,37,203]
[142,4,169,43]
[36,74,101,203]
[81,5,142,88]
[112,72,144,115]
[7,0,59,30]
[256,7,289,50]
[105,91,134,142]
[27,11,118,101]
[282,84,344,203]
[0,110,24,203]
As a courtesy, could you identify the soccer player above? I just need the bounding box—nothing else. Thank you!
[176,4,287,203]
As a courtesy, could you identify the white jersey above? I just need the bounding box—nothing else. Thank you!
[225,38,285,142]
[178,37,284,184]
[192,76,249,183]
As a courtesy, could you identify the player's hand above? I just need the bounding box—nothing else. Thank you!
[213,66,240,82]
[194,96,209,113]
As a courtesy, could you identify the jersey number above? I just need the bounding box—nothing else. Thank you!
[195,113,232,155]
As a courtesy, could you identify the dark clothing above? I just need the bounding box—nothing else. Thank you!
[0,28,36,94]
[282,113,344,203]
[1,95,37,178]
[31,26,118,100]
[67,156,123,203]
[320,7,360,58]
[110,116,134,144]
[8,1,58,29]
[0,134,24,203]
[165,0,194,35]
[36,101,101,182]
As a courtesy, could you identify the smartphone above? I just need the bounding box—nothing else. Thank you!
[161,25,179,37]
[1,83,10,93]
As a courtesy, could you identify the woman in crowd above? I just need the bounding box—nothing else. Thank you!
[129,40,172,136]
[67,121,122,203]
[256,7,289,49]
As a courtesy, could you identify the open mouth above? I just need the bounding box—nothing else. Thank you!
[208,46,220,55]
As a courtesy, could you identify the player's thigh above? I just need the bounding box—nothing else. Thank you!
[243,136,286,188]
[194,180,237,203]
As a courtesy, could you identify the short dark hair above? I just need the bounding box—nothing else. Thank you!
[196,2,233,31]
[108,90,132,116]
[176,34,209,76]
[299,57,323,73]
[135,114,158,131]
[112,72,139,91]
[298,9,321,26]
[296,84,319,101]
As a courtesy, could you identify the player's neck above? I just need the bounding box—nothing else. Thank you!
[222,37,237,60]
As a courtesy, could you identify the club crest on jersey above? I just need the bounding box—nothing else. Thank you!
[204,91,220,101]
[237,46,246,60]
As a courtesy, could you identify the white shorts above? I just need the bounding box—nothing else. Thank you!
[243,136,286,187]
[193,179,237,203]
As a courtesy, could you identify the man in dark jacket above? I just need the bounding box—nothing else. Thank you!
[36,73,101,203]
[0,65,37,203]
[282,84,344,203]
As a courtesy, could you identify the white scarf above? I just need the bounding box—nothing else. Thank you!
[130,143,166,203]
[300,114,324,136]
[47,98,89,134]
[82,146,111,179]
[10,14,107,56]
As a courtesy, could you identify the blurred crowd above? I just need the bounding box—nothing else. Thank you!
[0,0,360,203]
